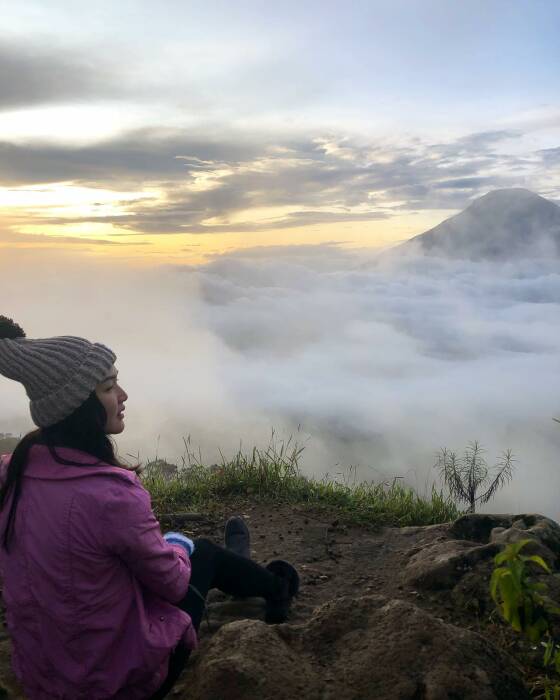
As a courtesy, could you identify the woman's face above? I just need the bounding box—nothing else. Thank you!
[94,364,128,434]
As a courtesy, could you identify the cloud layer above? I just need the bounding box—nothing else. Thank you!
[1,244,559,517]
[0,40,122,110]
[1,126,555,242]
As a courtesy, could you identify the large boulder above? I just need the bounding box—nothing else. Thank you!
[403,539,500,589]
[184,619,316,699]
[449,514,515,543]
[402,513,560,593]
[452,513,560,568]
[182,594,529,700]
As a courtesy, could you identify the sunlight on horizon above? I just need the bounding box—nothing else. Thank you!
[1,210,452,266]
[0,179,458,265]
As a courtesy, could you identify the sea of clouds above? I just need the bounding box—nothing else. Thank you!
[1,244,559,517]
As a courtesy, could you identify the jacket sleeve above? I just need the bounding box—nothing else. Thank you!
[101,476,191,604]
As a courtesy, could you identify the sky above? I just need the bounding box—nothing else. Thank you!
[0,0,559,263]
[1,1,560,517]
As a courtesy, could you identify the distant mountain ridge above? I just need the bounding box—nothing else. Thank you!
[402,188,560,260]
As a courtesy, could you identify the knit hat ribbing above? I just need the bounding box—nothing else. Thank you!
[0,317,116,428]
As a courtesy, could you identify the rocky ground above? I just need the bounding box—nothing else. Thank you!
[2,501,559,699]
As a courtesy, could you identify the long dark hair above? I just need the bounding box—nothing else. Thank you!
[0,390,129,552]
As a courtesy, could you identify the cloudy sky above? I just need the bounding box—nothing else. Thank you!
[1,0,559,262]
[1,1,560,516]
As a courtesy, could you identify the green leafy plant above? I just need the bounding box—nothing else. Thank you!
[435,440,514,513]
[490,539,555,641]
[490,539,560,699]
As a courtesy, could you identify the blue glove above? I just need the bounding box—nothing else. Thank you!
[163,531,195,556]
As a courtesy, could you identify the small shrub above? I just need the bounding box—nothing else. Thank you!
[490,539,555,641]
[435,440,514,513]
[490,539,560,699]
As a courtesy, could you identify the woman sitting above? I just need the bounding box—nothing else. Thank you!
[0,316,299,699]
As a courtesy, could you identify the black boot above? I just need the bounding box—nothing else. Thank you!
[224,516,251,559]
[264,560,300,624]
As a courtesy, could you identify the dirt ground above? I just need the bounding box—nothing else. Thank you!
[162,500,525,696]
[0,499,526,698]
[163,500,490,630]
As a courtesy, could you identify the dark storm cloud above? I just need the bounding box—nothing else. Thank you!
[1,126,531,234]
[0,40,121,110]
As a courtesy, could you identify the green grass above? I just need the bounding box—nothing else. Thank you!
[138,433,460,528]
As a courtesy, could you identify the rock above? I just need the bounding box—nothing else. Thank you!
[403,513,560,593]
[182,594,529,700]
[185,619,317,699]
[492,514,560,563]
[490,529,555,568]
[450,513,560,568]
[403,539,500,590]
[450,514,514,543]
[452,513,560,547]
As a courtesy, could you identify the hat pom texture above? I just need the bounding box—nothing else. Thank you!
[0,316,26,340]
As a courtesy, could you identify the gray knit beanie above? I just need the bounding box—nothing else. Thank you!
[0,316,116,428]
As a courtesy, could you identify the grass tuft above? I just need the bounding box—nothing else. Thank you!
[138,432,460,528]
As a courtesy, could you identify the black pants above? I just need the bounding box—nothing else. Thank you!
[149,538,280,699]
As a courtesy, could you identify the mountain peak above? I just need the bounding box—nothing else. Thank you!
[403,188,560,260]
[475,187,542,200]
[466,188,553,211]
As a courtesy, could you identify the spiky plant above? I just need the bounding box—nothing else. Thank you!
[435,441,514,513]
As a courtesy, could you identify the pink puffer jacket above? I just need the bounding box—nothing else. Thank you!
[0,444,197,699]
